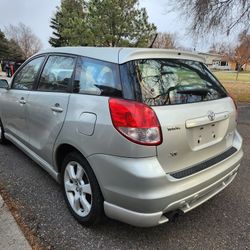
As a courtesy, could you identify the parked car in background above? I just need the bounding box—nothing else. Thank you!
[0,47,243,227]
[0,79,9,88]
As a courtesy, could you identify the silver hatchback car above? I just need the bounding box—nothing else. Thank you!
[0,47,243,227]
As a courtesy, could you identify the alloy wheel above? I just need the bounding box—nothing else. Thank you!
[64,161,92,217]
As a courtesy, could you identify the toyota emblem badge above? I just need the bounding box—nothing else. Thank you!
[208,111,215,121]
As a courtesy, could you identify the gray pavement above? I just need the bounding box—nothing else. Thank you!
[0,104,249,250]
[238,103,250,125]
[0,196,31,250]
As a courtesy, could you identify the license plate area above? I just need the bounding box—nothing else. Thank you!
[186,120,228,151]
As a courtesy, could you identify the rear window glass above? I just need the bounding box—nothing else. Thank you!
[123,59,227,106]
[73,57,122,97]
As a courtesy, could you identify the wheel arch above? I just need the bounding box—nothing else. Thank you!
[54,142,105,200]
[55,143,86,175]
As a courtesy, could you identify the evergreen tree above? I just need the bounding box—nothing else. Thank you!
[49,10,64,47]
[49,0,90,46]
[0,30,23,61]
[87,0,156,47]
[0,30,9,60]
[49,0,156,47]
[7,39,23,61]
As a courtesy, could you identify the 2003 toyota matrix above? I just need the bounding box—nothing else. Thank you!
[0,47,243,227]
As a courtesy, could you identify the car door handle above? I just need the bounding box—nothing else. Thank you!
[19,98,26,104]
[51,106,64,113]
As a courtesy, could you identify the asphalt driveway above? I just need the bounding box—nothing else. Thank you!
[0,104,249,250]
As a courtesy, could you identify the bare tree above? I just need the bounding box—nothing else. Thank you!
[5,23,43,59]
[170,0,250,36]
[234,33,250,76]
[152,32,178,49]
[209,42,229,54]
[216,32,250,79]
[208,42,237,57]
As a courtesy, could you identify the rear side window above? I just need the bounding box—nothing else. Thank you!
[73,57,122,97]
[12,56,45,90]
[121,59,227,106]
[37,55,75,92]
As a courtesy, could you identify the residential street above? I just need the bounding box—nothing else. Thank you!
[0,104,249,250]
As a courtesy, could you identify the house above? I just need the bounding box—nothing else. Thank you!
[198,52,250,71]
[242,62,250,71]
[198,52,222,69]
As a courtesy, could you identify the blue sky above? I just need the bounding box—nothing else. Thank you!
[0,0,239,52]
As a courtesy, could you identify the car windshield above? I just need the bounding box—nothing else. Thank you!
[125,59,227,106]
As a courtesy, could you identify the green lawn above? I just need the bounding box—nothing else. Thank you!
[213,71,250,83]
[212,71,250,102]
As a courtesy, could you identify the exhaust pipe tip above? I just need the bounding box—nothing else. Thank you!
[164,209,184,222]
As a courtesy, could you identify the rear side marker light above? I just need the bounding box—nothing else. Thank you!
[109,98,162,146]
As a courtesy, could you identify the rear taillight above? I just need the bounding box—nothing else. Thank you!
[109,98,162,146]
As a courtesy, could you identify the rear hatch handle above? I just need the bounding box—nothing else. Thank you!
[186,111,230,128]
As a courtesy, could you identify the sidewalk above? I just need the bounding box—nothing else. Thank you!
[0,195,31,250]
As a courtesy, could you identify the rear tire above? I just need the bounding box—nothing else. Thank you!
[61,152,104,226]
[0,120,7,144]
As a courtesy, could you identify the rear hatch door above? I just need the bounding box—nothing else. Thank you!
[153,97,236,174]
[131,58,237,174]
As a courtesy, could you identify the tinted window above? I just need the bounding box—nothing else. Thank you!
[12,57,45,90]
[121,59,227,106]
[74,57,122,97]
[38,56,75,92]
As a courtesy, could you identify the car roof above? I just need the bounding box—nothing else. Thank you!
[37,47,205,64]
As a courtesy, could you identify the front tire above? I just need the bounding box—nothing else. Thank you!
[61,152,103,226]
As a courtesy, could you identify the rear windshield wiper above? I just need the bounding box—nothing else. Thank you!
[176,88,209,96]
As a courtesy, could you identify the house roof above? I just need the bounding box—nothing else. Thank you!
[37,47,205,64]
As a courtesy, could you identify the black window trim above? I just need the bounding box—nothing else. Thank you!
[10,52,123,96]
[119,61,142,101]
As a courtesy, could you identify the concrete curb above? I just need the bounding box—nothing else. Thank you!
[0,195,32,250]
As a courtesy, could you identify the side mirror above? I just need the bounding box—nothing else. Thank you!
[0,79,9,89]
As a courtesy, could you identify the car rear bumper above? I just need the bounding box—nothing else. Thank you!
[104,164,239,227]
[87,132,243,227]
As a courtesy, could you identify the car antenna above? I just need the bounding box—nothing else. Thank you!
[149,33,158,48]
